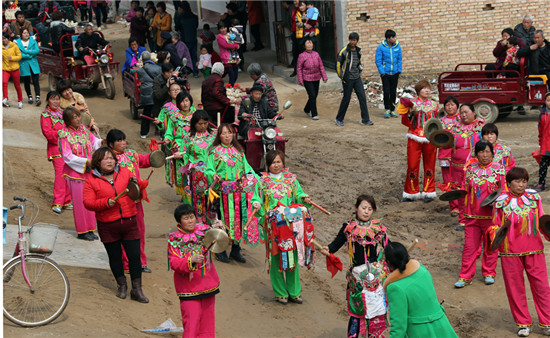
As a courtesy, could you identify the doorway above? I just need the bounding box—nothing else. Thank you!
[316,1,337,69]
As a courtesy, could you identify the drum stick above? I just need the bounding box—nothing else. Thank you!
[204,240,217,253]
[165,155,176,160]
[408,238,419,252]
[112,189,129,202]
[310,201,331,215]
[311,239,324,251]
[146,170,154,180]
[139,114,156,122]
[244,209,258,230]
[217,112,221,127]
[208,121,218,129]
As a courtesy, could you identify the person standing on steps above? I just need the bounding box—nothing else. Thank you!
[334,32,372,127]
[375,29,402,119]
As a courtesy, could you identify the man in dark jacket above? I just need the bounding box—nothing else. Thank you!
[201,62,240,123]
[514,14,536,45]
[517,30,550,89]
[152,62,174,118]
[49,11,75,55]
[136,51,162,138]
[334,32,372,126]
[174,1,199,77]
[237,84,277,139]
[159,31,183,68]
[76,24,109,64]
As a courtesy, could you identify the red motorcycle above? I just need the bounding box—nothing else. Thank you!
[85,45,116,99]
[239,101,292,171]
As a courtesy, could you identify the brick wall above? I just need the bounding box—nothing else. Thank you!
[345,0,550,77]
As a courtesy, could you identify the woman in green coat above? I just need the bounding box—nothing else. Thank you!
[15,28,41,105]
[383,242,457,338]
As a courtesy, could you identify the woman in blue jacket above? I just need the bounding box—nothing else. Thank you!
[122,37,146,75]
[16,27,41,106]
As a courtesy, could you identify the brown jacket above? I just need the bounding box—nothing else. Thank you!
[12,20,33,37]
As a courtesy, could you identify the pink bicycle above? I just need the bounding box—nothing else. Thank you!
[3,197,70,327]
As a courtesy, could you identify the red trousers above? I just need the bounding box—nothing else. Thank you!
[404,139,436,196]
[458,218,498,280]
[52,157,71,207]
[3,70,22,101]
[180,296,216,338]
[441,166,458,212]
[450,163,466,225]
[501,254,550,328]
[123,202,147,269]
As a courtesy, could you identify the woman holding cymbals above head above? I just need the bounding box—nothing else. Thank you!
[205,123,261,263]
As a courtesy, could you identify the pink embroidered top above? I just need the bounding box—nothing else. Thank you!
[114,149,151,180]
[438,113,460,161]
[492,143,515,173]
[58,125,102,180]
[492,189,547,256]
[399,97,438,142]
[296,50,328,84]
[450,119,485,166]
[40,106,65,160]
[463,161,505,218]
[168,223,220,300]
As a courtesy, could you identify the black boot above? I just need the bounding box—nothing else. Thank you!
[230,244,246,263]
[215,251,230,263]
[116,276,127,299]
[130,278,149,303]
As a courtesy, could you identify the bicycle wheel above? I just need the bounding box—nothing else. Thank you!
[3,254,70,327]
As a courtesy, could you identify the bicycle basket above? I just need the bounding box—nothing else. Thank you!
[28,223,59,255]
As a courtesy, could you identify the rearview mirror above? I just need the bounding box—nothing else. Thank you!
[242,98,251,109]
[283,101,292,110]
[182,58,187,67]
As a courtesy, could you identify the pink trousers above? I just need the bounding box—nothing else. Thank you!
[52,157,71,207]
[458,218,498,280]
[66,178,96,234]
[501,254,550,328]
[122,202,147,269]
[180,296,216,338]
[2,70,22,101]
[450,164,466,225]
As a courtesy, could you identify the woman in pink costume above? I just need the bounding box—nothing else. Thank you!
[40,91,72,214]
[454,140,504,288]
[449,103,485,230]
[397,80,438,202]
[438,96,461,215]
[58,106,102,240]
[490,167,550,337]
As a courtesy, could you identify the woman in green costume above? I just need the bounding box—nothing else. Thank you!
[163,91,196,201]
[154,82,182,134]
[205,123,261,263]
[383,242,457,338]
[258,150,312,305]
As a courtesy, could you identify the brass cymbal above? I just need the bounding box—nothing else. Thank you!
[203,228,229,253]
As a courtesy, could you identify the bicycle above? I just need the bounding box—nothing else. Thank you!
[3,196,70,327]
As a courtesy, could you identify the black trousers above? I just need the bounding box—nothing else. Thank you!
[79,5,92,22]
[539,155,550,186]
[225,64,239,86]
[140,104,153,137]
[93,3,107,27]
[250,24,264,48]
[303,80,320,117]
[335,77,370,123]
[103,239,141,280]
[22,70,40,97]
[381,73,399,111]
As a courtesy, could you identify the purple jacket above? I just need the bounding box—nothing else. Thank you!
[174,40,192,66]
[297,50,327,84]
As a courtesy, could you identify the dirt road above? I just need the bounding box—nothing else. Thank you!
[3,22,550,338]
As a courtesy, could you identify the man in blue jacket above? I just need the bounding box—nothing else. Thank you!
[375,29,402,118]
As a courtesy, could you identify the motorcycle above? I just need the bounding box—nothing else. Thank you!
[239,100,292,171]
[86,45,117,99]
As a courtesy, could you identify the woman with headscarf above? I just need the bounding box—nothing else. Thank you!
[201,62,241,124]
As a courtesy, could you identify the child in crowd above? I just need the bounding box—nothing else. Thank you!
[168,204,224,337]
[200,23,215,46]
[536,92,550,191]
[303,1,319,37]
[321,194,390,337]
[503,36,520,77]
[481,123,515,173]
[197,44,213,78]
[227,19,244,64]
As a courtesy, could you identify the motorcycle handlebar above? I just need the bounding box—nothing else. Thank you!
[13,196,27,202]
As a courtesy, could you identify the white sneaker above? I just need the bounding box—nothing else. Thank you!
[542,328,550,336]
[2,98,9,107]
[518,328,531,337]
[18,101,23,109]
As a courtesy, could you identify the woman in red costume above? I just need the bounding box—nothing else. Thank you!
[438,96,461,215]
